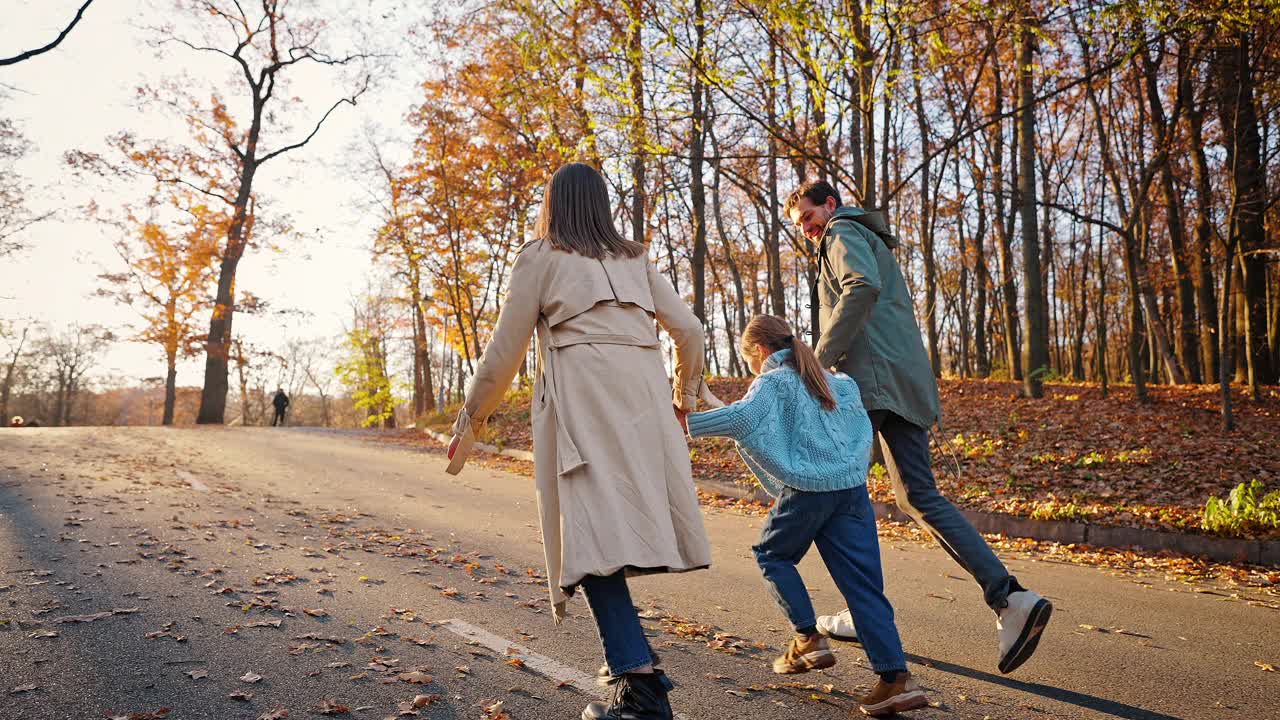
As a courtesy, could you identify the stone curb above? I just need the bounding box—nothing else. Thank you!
[421,428,1279,567]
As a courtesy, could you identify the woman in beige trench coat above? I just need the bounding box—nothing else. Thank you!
[446,163,711,720]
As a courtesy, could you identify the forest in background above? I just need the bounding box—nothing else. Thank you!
[2,0,1278,432]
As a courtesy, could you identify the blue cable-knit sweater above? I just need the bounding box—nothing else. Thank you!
[687,349,874,498]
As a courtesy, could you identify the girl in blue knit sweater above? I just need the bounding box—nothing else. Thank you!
[685,315,926,716]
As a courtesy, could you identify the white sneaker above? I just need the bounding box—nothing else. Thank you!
[997,590,1052,674]
[815,609,860,643]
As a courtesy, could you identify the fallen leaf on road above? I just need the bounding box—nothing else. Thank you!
[440,588,459,598]
[412,694,440,708]
[313,699,351,715]
[1257,661,1276,672]
[240,671,263,683]
[106,710,170,720]
[257,708,289,720]
[28,629,59,639]
[248,619,283,628]
[52,611,114,624]
[9,684,37,694]
[296,633,346,645]
[398,671,433,684]
[229,691,254,701]
[186,669,208,680]
[303,608,328,617]
[505,658,526,669]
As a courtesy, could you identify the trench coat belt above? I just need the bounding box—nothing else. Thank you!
[537,319,660,479]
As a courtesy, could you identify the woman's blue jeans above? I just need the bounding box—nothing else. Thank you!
[752,484,907,674]
[579,571,659,676]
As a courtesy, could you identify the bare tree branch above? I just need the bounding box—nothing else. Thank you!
[257,79,370,165]
[0,0,95,67]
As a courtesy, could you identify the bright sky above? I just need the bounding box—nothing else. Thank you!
[0,0,426,385]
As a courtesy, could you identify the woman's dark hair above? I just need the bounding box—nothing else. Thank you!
[534,163,646,259]
[741,314,836,411]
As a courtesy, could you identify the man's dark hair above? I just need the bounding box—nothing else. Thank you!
[784,180,842,216]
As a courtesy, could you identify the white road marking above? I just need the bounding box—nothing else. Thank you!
[441,618,692,720]
[442,618,599,694]
[176,469,209,492]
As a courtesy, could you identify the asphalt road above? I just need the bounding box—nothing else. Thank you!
[1,427,1276,720]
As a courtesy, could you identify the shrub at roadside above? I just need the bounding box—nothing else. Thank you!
[1203,480,1280,537]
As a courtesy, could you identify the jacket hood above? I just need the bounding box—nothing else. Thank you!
[828,206,899,249]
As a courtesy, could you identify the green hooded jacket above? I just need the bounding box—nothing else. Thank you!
[812,206,941,430]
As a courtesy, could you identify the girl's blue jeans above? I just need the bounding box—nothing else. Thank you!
[752,483,907,674]
[579,570,660,676]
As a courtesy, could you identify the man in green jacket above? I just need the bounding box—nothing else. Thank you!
[786,180,1052,674]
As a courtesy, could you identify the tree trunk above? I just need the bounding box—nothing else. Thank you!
[163,351,177,426]
[1119,226,1149,401]
[0,324,28,422]
[973,155,991,376]
[838,0,876,207]
[1219,242,1237,430]
[1097,225,1109,396]
[1143,43,1200,383]
[912,55,941,377]
[1072,225,1092,381]
[626,0,646,246]
[63,377,76,426]
[766,33,786,316]
[987,28,1022,381]
[1215,30,1275,387]
[197,159,257,424]
[689,0,707,323]
[911,57,942,376]
[234,341,251,425]
[570,4,601,167]
[409,266,436,418]
[52,373,67,427]
[710,145,747,354]
[958,220,972,378]
[1017,15,1047,397]
[1186,55,1219,382]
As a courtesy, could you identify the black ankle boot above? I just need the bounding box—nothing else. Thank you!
[581,671,673,720]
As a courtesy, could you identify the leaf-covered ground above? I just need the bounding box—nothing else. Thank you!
[427,378,1280,539]
[381,433,1280,593]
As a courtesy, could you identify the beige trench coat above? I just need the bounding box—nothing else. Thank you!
[451,239,712,620]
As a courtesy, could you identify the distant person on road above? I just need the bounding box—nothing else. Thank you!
[786,179,1052,673]
[9,415,23,427]
[271,389,289,426]
[445,162,712,720]
[686,315,926,717]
